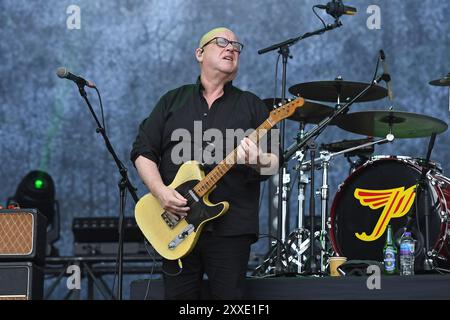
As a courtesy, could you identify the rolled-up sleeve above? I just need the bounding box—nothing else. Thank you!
[130,96,167,166]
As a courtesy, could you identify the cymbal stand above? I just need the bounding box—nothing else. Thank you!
[308,140,318,274]
[280,167,291,245]
[318,151,331,273]
[318,78,342,273]
[290,122,310,273]
[286,139,319,274]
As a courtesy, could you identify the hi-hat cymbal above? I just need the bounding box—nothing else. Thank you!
[263,98,334,124]
[289,80,388,103]
[429,73,450,86]
[334,110,448,138]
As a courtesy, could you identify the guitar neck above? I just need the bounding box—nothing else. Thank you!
[193,118,275,197]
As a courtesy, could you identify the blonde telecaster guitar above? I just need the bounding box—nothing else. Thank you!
[135,97,305,260]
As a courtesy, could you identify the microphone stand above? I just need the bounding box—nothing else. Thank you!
[258,17,343,276]
[76,83,139,300]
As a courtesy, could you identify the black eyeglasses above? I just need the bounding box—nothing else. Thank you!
[201,37,244,53]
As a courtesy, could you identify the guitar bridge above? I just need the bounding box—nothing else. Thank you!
[168,224,195,250]
[161,212,180,229]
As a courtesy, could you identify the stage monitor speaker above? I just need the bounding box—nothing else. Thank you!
[0,209,47,264]
[0,262,43,300]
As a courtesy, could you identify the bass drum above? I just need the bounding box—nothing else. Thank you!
[330,156,450,269]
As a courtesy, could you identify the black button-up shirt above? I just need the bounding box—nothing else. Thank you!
[131,78,273,239]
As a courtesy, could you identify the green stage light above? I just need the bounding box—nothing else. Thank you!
[34,179,44,189]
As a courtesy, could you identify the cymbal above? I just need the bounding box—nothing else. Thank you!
[289,80,388,103]
[263,98,334,124]
[334,110,448,138]
[429,73,450,86]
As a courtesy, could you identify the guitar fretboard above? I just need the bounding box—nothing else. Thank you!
[193,118,275,197]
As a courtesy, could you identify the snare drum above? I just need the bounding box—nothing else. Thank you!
[330,156,450,268]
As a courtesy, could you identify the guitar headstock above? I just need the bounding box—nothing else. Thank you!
[268,97,305,124]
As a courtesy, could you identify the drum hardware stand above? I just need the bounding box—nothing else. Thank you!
[255,51,389,276]
[288,121,311,274]
[318,151,331,273]
[307,139,319,274]
[285,229,311,269]
[281,232,312,274]
[282,78,393,275]
[271,160,291,244]
[404,133,438,271]
[280,167,291,244]
[298,134,395,273]
[422,183,434,271]
[258,14,343,277]
[252,231,311,277]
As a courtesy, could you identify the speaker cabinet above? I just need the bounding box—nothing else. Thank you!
[0,209,47,264]
[0,262,43,300]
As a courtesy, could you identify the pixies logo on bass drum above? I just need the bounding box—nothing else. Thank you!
[353,186,416,242]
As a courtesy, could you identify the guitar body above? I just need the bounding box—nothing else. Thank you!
[135,161,229,260]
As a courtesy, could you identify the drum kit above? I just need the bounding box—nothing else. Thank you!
[254,74,450,277]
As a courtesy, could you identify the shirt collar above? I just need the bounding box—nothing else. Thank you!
[196,76,233,95]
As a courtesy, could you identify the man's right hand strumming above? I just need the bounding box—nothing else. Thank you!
[154,186,189,220]
[134,155,190,220]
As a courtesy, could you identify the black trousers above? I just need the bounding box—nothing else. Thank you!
[162,232,253,300]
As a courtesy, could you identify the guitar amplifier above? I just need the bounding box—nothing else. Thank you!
[0,262,44,300]
[0,209,47,264]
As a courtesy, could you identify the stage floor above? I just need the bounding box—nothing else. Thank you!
[130,274,450,300]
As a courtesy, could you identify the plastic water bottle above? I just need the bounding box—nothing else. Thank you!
[400,232,415,276]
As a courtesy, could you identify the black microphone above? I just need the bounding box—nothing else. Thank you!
[56,67,96,88]
[316,0,357,19]
[380,50,394,100]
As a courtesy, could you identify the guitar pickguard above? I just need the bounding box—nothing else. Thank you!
[174,180,224,231]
